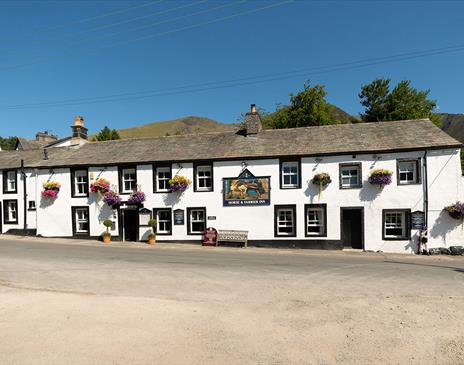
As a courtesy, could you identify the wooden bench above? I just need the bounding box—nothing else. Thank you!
[217,229,248,248]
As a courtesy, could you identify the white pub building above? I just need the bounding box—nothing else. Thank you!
[1,106,463,253]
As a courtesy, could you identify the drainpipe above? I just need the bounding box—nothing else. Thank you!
[20,159,27,232]
[423,150,429,230]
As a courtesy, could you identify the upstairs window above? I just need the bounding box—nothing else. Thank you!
[305,204,327,237]
[121,168,136,194]
[4,200,18,224]
[397,159,420,185]
[339,163,362,189]
[155,166,171,192]
[383,209,410,240]
[274,205,296,237]
[280,160,300,189]
[72,170,89,197]
[3,170,17,194]
[194,164,213,192]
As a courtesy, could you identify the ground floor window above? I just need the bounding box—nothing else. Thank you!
[274,205,296,237]
[72,207,89,235]
[187,207,206,235]
[305,204,327,237]
[4,200,18,224]
[153,208,172,235]
[383,209,410,240]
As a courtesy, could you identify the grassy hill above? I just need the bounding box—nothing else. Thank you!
[437,113,464,143]
[117,116,236,139]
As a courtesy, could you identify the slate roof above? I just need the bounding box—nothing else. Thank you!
[15,137,48,150]
[0,119,461,169]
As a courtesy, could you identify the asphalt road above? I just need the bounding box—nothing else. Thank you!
[0,238,463,364]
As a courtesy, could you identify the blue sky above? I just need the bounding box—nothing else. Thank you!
[1,0,463,138]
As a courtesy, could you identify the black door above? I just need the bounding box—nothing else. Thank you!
[123,209,138,242]
[341,208,364,249]
[0,202,2,234]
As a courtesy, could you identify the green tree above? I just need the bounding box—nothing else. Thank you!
[359,78,439,125]
[0,136,17,150]
[94,126,121,141]
[267,83,337,129]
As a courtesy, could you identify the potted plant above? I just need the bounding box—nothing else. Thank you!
[311,172,331,193]
[103,191,122,209]
[444,202,464,220]
[147,218,157,245]
[169,175,192,193]
[127,191,146,205]
[90,178,110,195]
[368,169,393,187]
[41,181,61,199]
[102,219,113,244]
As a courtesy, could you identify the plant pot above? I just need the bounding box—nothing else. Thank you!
[148,237,156,245]
[102,235,111,244]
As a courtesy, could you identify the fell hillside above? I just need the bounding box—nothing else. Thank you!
[117,116,236,139]
[437,113,464,143]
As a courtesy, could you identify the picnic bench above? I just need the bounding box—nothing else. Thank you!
[217,229,248,248]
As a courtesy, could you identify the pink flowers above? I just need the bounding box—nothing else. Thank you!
[90,178,110,194]
[41,181,61,199]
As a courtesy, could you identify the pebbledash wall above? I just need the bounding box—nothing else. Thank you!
[1,112,463,254]
[1,149,463,253]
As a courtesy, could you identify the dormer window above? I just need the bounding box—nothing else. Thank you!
[3,170,17,194]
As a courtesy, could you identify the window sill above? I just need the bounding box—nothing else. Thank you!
[194,189,213,192]
[397,182,421,186]
[383,236,409,241]
[339,185,362,190]
[280,186,301,190]
[4,221,18,225]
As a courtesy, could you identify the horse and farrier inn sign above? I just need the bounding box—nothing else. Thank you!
[223,169,270,206]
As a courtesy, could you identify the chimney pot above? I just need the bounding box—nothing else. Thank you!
[250,104,257,113]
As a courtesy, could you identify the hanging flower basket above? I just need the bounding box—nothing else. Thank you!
[169,175,192,193]
[41,181,61,199]
[368,169,393,186]
[127,191,146,205]
[90,178,110,194]
[444,202,464,220]
[311,173,331,191]
[103,191,122,209]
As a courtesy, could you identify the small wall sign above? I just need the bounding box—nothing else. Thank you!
[207,216,216,220]
[174,209,184,225]
[411,210,425,230]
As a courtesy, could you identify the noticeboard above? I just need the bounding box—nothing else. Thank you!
[173,209,184,225]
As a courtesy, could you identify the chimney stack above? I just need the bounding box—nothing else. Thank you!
[36,131,58,144]
[244,104,263,136]
[71,116,88,146]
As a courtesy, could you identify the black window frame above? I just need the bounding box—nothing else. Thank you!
[279,158,302,189]
[71,206,90,237]
[304,203,327,237]
[186,207,206,236]
[118,166,137,195]
[274,204,297,238]
[3,199,18,225]
[382,209,411,240]
[339,163,363,189]
[3,170,18,194]
[71,168,89,198]
[396,158,422,185]
[153,163,172,193]
[193,162,214,192]
[153,208,173,235]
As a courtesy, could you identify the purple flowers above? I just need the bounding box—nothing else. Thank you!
[368,169,393,186]
[103,191,122,208]
[444,202,464,220]
[127,191,146,205]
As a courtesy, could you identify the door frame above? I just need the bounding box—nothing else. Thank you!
[340,207,365,250]
[0,201,2,234]
[120,207,139,242]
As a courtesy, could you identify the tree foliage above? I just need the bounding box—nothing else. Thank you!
[94,126,121,141]
[266,83,337,129]
[0,136,16,150]
[359,78,439,125]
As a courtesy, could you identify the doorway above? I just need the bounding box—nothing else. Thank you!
[123,209,138,242]
[341,207,364,249]
[0,202,2,233]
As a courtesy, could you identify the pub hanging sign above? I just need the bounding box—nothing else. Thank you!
[223,168,270,206]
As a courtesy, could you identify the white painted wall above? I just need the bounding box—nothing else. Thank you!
[2,148,463,253]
